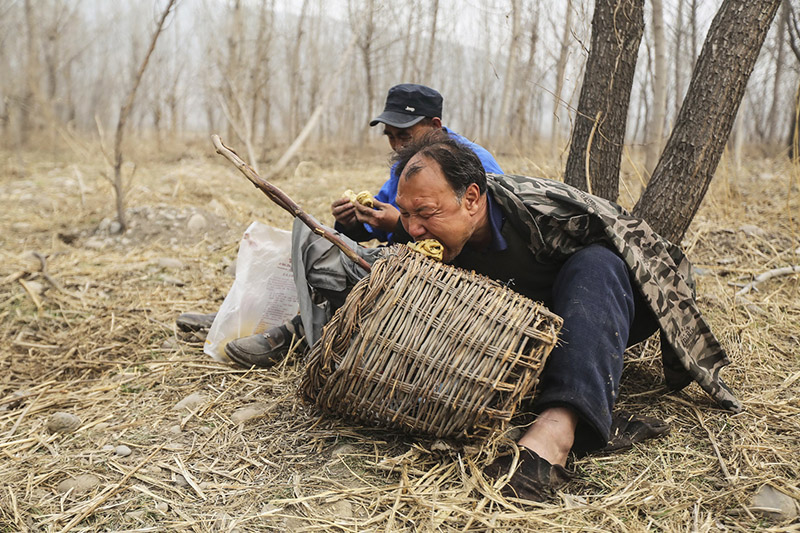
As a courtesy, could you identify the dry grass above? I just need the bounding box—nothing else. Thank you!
[1,141,798,532]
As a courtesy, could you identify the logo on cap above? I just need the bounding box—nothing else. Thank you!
[405,106,415,112]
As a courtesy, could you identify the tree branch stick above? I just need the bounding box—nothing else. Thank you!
[735,265,800,297]
[211,135,371,272]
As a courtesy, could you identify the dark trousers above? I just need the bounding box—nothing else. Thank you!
[534,244,659,452]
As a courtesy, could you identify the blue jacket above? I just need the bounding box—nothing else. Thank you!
[338,127,503,242]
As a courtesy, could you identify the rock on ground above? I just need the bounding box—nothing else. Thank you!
[46,412,82,434]
[57,474,101,494]
[231,403,269,424]
[749,484,799,521]
[173,393,205,411]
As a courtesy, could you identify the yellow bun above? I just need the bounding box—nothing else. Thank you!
[343,189,374,207]
[355,191,374,208]
[407,239,444,262]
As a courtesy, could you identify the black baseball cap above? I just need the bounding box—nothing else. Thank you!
[369,84,443,128]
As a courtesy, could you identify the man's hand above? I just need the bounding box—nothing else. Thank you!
[353,199,401,232]
[331,197,358,227]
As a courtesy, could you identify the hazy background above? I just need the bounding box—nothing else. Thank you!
[0,0,794,159]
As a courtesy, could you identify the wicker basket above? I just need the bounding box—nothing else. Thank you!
[301,245,562,439]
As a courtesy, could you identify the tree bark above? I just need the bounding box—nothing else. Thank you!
[564,0,644,201]
[633,0,782,243]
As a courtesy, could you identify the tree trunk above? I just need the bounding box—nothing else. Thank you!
[633,0,781,243]
[767,1,788,142]
[112,0,176,233]
[551,0,573,147]
[422,0,439,83]
[496,0,521,140]
[564,0,644,201]
[512,3,540,142]
[21,0,39,146]
[673,0,684,121]
[645,0,667,175]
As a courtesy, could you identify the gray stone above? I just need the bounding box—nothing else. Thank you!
[157,257,185,270]
[161,337,179,350]
[173,393,205,411]
[173,473,189,487]
[57,474,100,494]
[155,501,169,513]
[84,237,107,250]
[46,412,82,434]
[102,444,115,452]
[749,484,799,521]
[160,276,185,286]
[330,443,357,458]
[739,224,766,238]
[114,445,132,457]
[187,213,207,233]
[108,221,122,234]
[231,403,268,425]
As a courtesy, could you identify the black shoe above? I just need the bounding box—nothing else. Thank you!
[176,312,217,332]
[602,410,670,453]
[483,448,572,503]
[224,315,305,368]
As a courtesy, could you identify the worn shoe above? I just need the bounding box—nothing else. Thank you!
[603,410,670,452]
[176,312,217,332]
[483,448,572,502]
[224,315,305,368]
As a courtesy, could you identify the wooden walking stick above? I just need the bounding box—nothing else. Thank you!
[211,134,372,272]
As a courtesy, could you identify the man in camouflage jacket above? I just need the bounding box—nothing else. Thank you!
[292,131,740,502]
[487,173,741,415]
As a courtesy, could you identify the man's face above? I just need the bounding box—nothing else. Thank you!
[383,121,438,152]
[395,154,482,262]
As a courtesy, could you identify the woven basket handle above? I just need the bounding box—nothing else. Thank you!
[212,134,372,272]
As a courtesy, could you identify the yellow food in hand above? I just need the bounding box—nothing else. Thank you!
[343,189,374,207]
[355,191,374,208]
[407,239,444,262]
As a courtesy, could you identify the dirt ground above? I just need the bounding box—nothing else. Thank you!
[1,139,799,532]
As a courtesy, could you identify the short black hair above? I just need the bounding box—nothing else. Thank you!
[392,130,487,199]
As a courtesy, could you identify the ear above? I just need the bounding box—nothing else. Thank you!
[462,183,483,214]
[430,117,443,129]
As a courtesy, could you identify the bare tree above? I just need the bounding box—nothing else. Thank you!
[109,0,177,233]
[672,0,685,121]
[765,2,787,143]
[496,0,522,140]
[564,0,645,201]
[783,0,800,158]
[511,3,540,144]
[422,0,439,83]
[289,0,310,141]
[550,0,573,147]
[645,0,668,175]
[634,0,782,242]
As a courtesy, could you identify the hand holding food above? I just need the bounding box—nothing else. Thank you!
[343,189,374,208]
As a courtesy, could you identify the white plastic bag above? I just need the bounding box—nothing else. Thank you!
[204,222,299,362]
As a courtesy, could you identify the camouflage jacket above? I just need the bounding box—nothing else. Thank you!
[488,174,741,413]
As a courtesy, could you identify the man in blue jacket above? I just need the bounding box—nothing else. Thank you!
[217,84,503,367]
[331,83,502,245]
